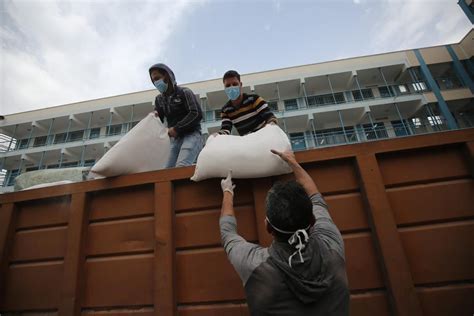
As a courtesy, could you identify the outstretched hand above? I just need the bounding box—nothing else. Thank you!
[271,149,298,167]
[221,170,236,196]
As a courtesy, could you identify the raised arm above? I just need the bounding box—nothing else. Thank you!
[220,170,236,218]
[219,171,267,285]
[271,149,345,258]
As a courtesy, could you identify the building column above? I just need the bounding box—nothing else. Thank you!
[302,81,309,108]
[27,123,35,148]
[367,111,378,139]
[80,145,86,166]
[327,75,337,104]
[276,82,282,110]
[414,49,458,129]
[338,110,349,143]
[85,112,93,140]
[355,124,364,142]
[354,74,365,101]
[39,151,46,169]
[129,105,135,131]
[65,117,73,143]
[107,110,114,135]
[408,68,420,92]
[394,103,410,135]
[59,151,65,168]
[446,45,474,93]
[7,124,18,151]
[311,118,319,147]
[18,157,25,173]
[46,118,55,145]
[379,67,393,97]
[458,0,474,24]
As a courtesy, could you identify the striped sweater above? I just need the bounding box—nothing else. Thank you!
[218,93,278,136]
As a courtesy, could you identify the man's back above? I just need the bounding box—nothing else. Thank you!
[220,193,350,316]
[244,241,349,315]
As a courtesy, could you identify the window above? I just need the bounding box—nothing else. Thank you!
[391,120,411,137]
[363,122,388,140]
[84,159,96,167]
[33,136,47,147]
[67,130,84,142]
[106,124,122,136]
[458,110,474,128]
[26,166,39,172]
[462,59,474,81]
[378,86,395,98]
[205,110,215,122]
[352,89,374,101]
[398,85,408,93]
[412,81,428,92]
[214,110,222,121]
[89,128,101,139]
[411,118,422,127]
[314,126,356,146]
[63,161,79,168]
[6,169,20,186]
[436,77,462,90]
[289,133,306,151]
[284,99,298,111]
[307,92,345,107]
[47,164,59,169]
[17,138,29,149]
[428,115,443,126]
[268,101,278,112]
[54,133,66,144]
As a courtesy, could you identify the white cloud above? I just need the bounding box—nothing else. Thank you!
[0,0,206,115]
[353,0,361,4]
[369,0,472,53]
[273,0,281,13]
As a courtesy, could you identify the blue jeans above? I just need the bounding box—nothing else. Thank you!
[166,130,203,168]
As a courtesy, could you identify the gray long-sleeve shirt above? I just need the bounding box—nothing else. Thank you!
[220,193,350,315]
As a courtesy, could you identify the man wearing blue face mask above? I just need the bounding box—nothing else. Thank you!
[149,63,203,168]
[215,70,277,136]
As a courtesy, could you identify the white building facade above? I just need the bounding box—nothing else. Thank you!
[1,30,473,191]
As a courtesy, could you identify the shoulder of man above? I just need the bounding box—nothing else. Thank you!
[221,100,234,113]
[242,93,259,104]
[179,86,202,104]
[244,93,266,108]
[178,86,199,97]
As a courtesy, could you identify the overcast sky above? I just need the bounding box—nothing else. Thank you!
[1,0,472,115]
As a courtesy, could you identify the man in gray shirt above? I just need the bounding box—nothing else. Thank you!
[219,149,349,315]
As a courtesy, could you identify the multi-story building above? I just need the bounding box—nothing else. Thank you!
[1,29,473,191]
[459,0,474,24]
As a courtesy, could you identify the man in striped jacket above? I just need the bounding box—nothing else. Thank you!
[216,70,278,136]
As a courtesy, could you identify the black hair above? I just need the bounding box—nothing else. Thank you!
[266,181,313,240]
[223,70,240,82]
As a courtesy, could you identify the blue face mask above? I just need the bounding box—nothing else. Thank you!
[225,86,241,101]
[154,79,168,93]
